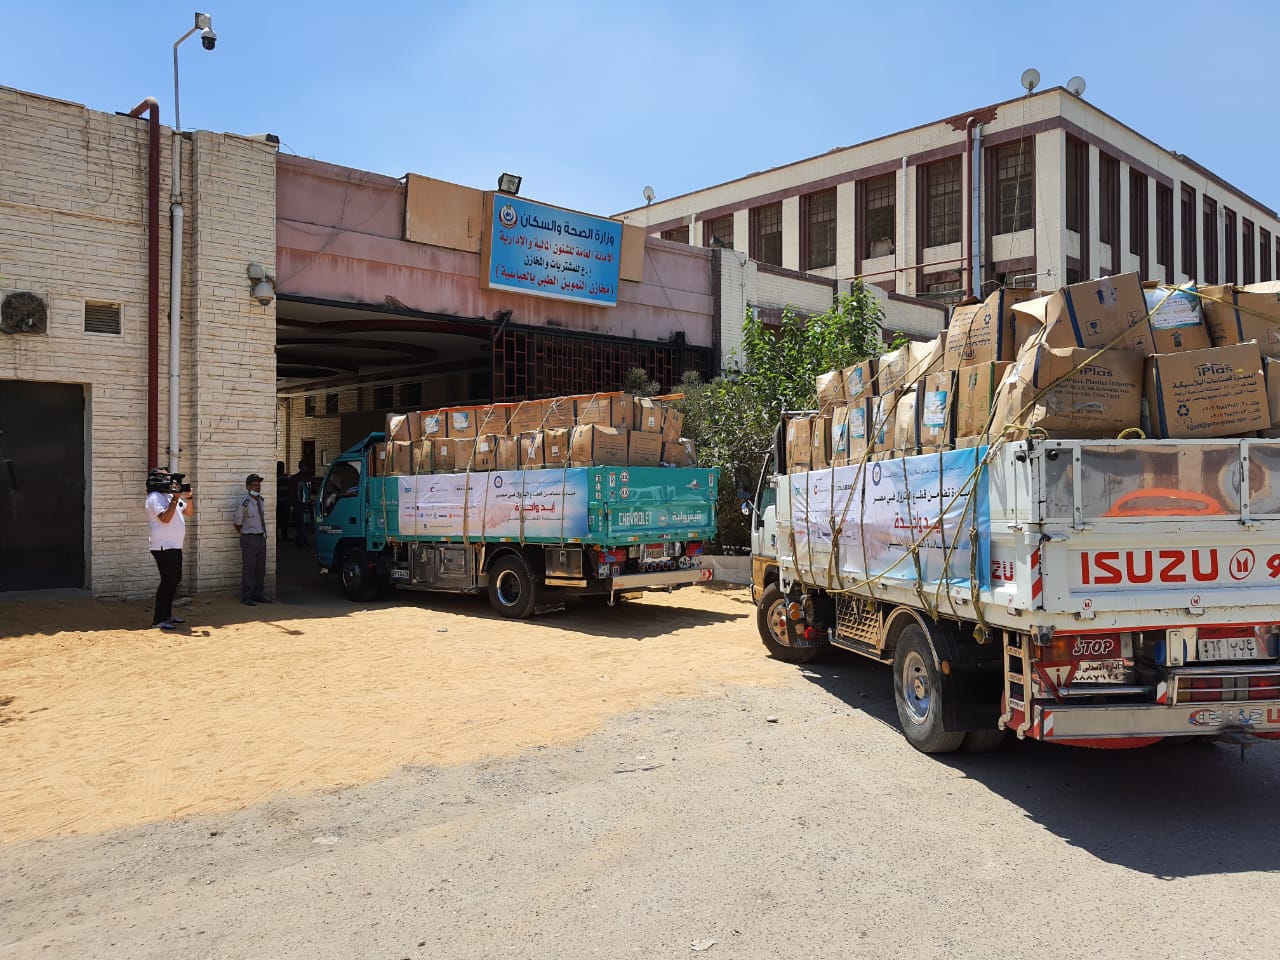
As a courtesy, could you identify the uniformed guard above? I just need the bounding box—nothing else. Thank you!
[232,473,271,606]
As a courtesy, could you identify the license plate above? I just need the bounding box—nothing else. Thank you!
[391,569,410,580]
[1198,636,1261,661]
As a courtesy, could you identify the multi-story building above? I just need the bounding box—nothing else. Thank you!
[622,85,1280,316]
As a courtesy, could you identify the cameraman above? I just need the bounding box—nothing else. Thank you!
[145,468,194,630]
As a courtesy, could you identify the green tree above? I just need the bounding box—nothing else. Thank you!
[674,280,889,551]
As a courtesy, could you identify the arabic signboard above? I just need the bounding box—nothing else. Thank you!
[397,470,589,540]
[789,448,990,591]
[483,194,622,306]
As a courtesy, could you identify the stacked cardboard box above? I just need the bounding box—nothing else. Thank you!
[794,271,1276,473]
[379,392,697,475]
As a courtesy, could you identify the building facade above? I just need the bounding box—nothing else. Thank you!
[623,87,1280,314]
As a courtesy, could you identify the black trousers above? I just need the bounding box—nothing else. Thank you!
[240,533,267,601]
[151,548,183,625]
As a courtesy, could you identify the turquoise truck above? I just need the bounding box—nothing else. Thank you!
[314,433,720,617]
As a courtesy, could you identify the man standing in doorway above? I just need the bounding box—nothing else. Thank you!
[232,473,271,606]
[290,460,315,548]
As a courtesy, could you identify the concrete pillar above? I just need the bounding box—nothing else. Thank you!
[1118,160,1131,274]
[782,195,800,271]
[1088,144,1103,276]
[1034,130,1066,288]
[836,180,856,282]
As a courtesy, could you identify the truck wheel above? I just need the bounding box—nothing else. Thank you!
[757,583,825,664]
[339,547,375,601]
[488,554,537,619]
[893,624,964,754]
[961,728,1007,752]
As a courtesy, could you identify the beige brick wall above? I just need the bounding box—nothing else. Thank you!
[0,86,277,599]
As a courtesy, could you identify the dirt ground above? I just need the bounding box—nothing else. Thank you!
[0,567,779,846]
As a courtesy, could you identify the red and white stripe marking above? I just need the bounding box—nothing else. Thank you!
[1030,547,1043,606]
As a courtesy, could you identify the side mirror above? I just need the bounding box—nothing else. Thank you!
[740,500,753,517]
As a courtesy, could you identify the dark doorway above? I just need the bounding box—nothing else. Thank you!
[300,439,316,475]
[0,381,86,590]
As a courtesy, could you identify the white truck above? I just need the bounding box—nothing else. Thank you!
[746,426,1280,753]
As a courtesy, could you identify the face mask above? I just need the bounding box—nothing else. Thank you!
[249,490,262,498]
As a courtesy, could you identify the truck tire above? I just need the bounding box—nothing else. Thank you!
[757,583,826,664]
[339,547,376,601]
[488,554,537,619]
[893,624,964,754]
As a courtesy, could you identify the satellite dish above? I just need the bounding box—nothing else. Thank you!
[1020,68,1040,94]
[1067,75,1087,97]
[642,185,655,204]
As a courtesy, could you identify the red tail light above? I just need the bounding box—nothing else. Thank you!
[1248,675,1280,700]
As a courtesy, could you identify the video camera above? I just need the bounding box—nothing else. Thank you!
[146,469,192,495]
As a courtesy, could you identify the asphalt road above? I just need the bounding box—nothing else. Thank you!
[3,635,1278,960]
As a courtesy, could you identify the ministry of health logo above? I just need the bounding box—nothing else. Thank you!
[498,203,518,228]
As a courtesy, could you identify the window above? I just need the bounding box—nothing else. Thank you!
[401,381,422,408]
[703,215,733,250]
[1223,208,1238,283]
[83,301,121,335]
[1098,154,1120,247]
[1065,136,1087,233]
[801,189,836,269]
[373,385,393,410]
[660,225,689,244]
[1129,169,1148,258]
[923,157,961,247]
[304,396,316,417]
[1156,183,1173,281]
[1180,185,1197,278]
[1203,198,1219,284]
[861,173,895,259]
[319,459,362,518]
[749,202,782,266]
[325,392,339,416]
[1262,229,1272,282]
[994,140,1033,234]
[1243,219,1255,285]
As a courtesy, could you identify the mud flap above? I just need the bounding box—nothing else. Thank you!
[924,620,1003,733]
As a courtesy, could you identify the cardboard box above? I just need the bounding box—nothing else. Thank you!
[371,442,389,477]
[575,393,633,430]
[1201,282,1280,358]
[389,440,413,475]
[543,426,571,466]
[918,371,956,448]
[785,415,812,472]
[420,410,446,439]
[475,404,513,437]
[954,362,1011,437]
[544,396,577,430]
[993,338,1144,438]
[629,430,662,467]
[495,435,519,470]
[1145,341,1270,439]
[870,391,899,452]
[1014,272,1151,353]
[519,431,544,468]
[943,287,1041,370]
[661,406,685,443]
[1262,358,1280,439]
[385,412,413,442]
[810,415,832,469]
[634,398,664,433]
[846,401,871,463]
[816,369,845,410]
[878,339,943,393]
[569,424,628,465]
[1143,283,1211,352]
[434,438,457,473]
[662,439,696,467]
[894,384,920,455]
[412,438,434,475]
[831,404,851,462]
[507,400,549,436]
[472,434,500,471]
[841,360,875,403]
[446,406,478,439]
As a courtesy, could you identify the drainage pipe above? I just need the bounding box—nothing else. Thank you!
[126,97,160,468]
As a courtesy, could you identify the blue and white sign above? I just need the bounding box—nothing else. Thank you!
[488,195,622,306]
[790,448,990,592]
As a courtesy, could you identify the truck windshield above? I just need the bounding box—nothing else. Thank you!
[319,460,362,518]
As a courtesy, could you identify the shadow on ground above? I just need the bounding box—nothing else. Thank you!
[797,647,1280,879]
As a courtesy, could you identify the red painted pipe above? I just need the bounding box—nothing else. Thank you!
[127,97,160,468]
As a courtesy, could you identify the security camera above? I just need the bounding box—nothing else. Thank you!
[201,27,217,50]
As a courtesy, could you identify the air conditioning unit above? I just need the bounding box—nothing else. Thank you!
[0,289,49,335]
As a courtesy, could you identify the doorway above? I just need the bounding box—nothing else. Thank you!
[0,381,86,590]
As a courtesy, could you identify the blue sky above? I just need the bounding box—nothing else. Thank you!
[4,1,1278,218]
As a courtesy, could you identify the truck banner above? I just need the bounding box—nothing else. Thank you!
[789,448,991,591]
[396,469,590,539]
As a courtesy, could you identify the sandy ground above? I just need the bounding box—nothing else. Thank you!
[0,573,778,845]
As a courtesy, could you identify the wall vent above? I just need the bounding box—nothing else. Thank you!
[84,301,122,335]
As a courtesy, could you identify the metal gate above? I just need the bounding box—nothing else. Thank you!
[0,381,86,591]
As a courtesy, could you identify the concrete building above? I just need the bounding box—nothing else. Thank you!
[622,87,1280,324]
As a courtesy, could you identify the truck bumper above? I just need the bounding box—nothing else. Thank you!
[1031,700,1280,740]
[608,567,715,593]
